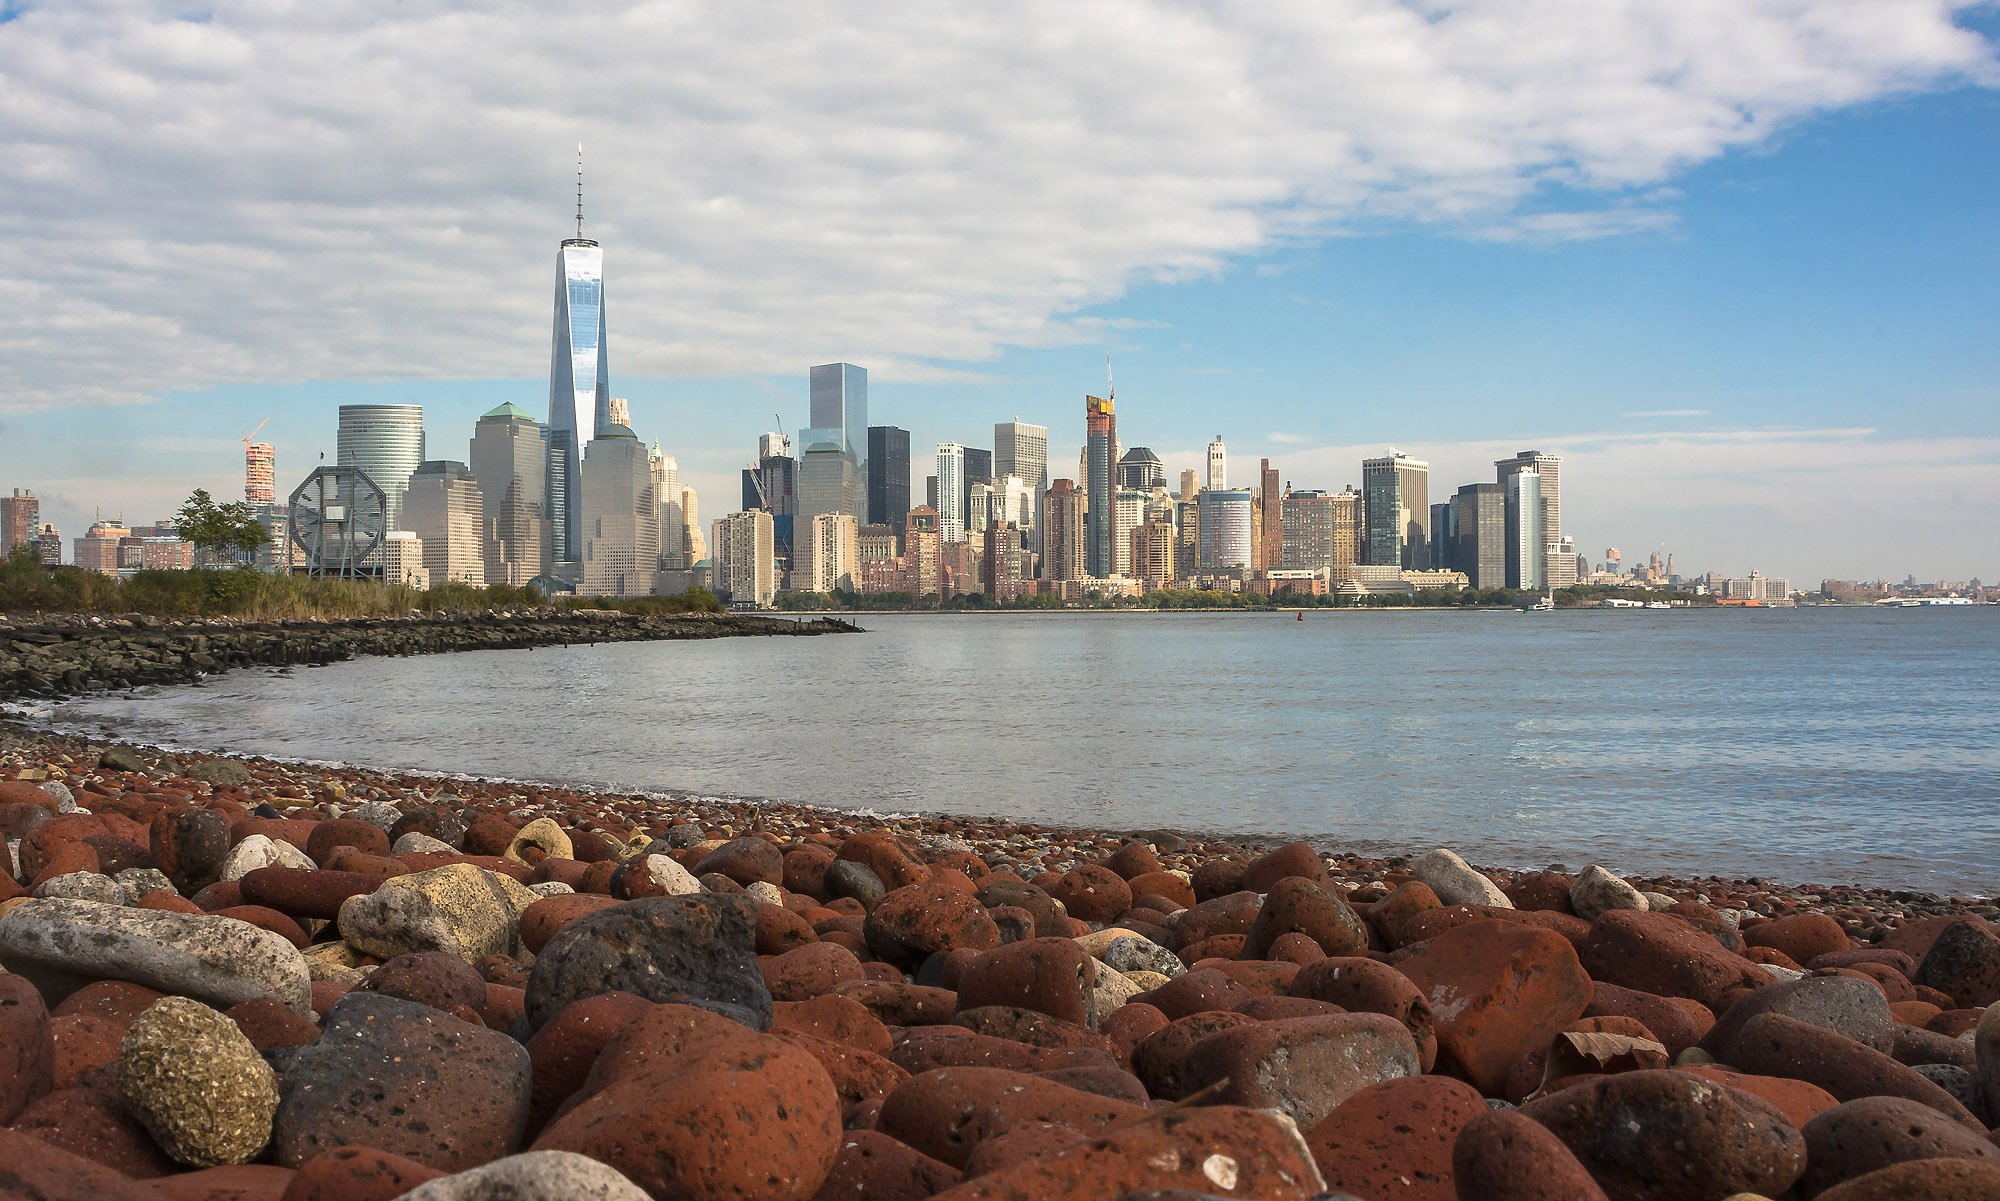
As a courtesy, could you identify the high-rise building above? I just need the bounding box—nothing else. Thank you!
[1112,488,1146,577]
[711,510,775,607]
[1453,482,1506,590]
[1429,501,1458,572]
[904,505,942,596]
[804,512,859,594]
[990,476,1035,546]
[961,447,993,523]
[1258,459,1282,570]
[1131,518,1175,589]
[244,443,276,505]
[1197,488,1254,572]
[378,530,429,589]
[797,440,855,534]
[935,443,966,543]
[1117,447,1164,492]
[402,460,487,587]
[547,164,610,570]
[760,431,791,460]
[982,521,1028,600]
[681,485,705,563]
[607,397,630,427]
[1495,449,1570,588]
[651,443,681,566]
[73,520,131,577]
[1084,395,1116,577]
[994,421,1047,489]
[867,425,911,532]
[1280,490,1337,577]
[31,523,61,566]
[469,403,550,585]
[336,404,425,531]
[1178,468,1200,501]
[1040,480,1084,583]
[1,489,39,557]
[579,423,659,598]
[1206,437,1227,492]
[1505,468,1545,591]
[1361,451,1431,569]
[966,480,993,538]
[1175,497,1201,580]
[809,363,868,516]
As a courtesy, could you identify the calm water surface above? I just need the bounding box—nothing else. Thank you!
[39,608,2000,895]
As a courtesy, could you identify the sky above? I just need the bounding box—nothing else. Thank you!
[1,1,1995,583]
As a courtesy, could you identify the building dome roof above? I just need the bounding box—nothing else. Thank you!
[481,402,536,421]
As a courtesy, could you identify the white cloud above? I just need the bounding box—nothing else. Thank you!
[1267,431,1309,444]
[0,1,1990,412]
[1625,408,1713,418]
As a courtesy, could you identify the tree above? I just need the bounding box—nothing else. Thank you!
[175,489,269,563]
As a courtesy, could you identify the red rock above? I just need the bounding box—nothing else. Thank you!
[1288,956,1439,1072]
[1242,876,1369,959]
[1502,870,1577,914]
[355,950,486,1013]
[1579,908,1768,1010]
[1727,1012,1984,1130]
[1814,1159,2000,1200]
[956,1121,1085,1177]
[891,1027,1114,1076]
[1673,1063,1841,1128]
[922,1105,1327,1200]
[305,818,389,866]
[763,941,868,1002]
[1131,967,1253,1021]
[1240,842,1325,892]
[1878,915,1969,960]
[783,845,835,896]
[1045,864,1131,925]
[1800,1095,2000,1196]
[52,979,168,1023]
[521,991,654,1136]
[1501,1015,1666,1103]
[1745,912,1851,965]
[137,891,204,914]
[213,904,310,949]
[1236,996,1342,1021]
[536,1033,843,1201]
[773,994,892,1056]
[0,1125,157,1200]
[278,1145,445,1201]
[226,996,321,1050]
[1176,934,1247,964]
[835,832,930,892]
[0,972,55,1124]
[1305,1075,1486,1200]
[11,1085,180,1178]
[518,893,620,954]
[1450,1109,1610,1201]
[149,1164,295,1200]
[1103,841,1162,881]
[1369,880,1442,946]
[774,1028,910,1109]
[808,1130,961,1201]
[863,881,998,968]
[1929,1008,1984,1037]
[1172,890,1262,945]
[228,817,317,853]
[1395,919,1591,1094]
[1811,947,1919,975]
[1891,999,1943,1026]
[1519,1069,1805,1201]
[1188,857,1247,902]
[1585,981,1713,1058]
[239,866,382,919]
[878,1067,1144,1169]
[696,836,786,886]
[459,813,519,857]
[1096,1001,1167,1068]
[51,1012,124,1088]
[1127,871,1194,909]
[953,1006,1110,1052]
[1266,931,1328,965]
[835,981,961,1027]
[955,938,1097,1026]
[1181,1012,1420,1129]
[150,807,231,893]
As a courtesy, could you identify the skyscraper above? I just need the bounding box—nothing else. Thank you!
[1040,480,1084,583]
[548,150,609,570]
[469,402,550,585]
[711,510,775,607]
[336,404,425,531]
[1,489,38,557]
[935,443,966,543]
[797,441,855,532]
[1207,437,1227,492]
[244,442,276,505]
[1130,518,1175,589]
[961,447,993,526]
[1495,449,1571,588]
[804,512,859,594]
[1084,395,1116,577]
[1197,488,1254,572]
[809,363,868,517]
[904,505,942,596]
[1259,459,1282,570]
[1454,482,1506,589]
[994,421,1049,497]
[402,460,487,587]
[1361,452,1431,569]
[1113,488,1146,577]
[1118,447,1164,492]
[651,443,680,565]
[580,422,659,598]
[990,476,1035,546]
[867,425,911,532]
[1178,469,1200,501]
[1505,468,1545,591]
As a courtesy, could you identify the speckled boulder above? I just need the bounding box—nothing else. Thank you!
[0,898,311,1014]
[502,818,573,867]
[1044,864,1132,925]
[1519,1069,1806,1201]
[335,863,537,964]
[1450,1108,1610,1201]
[1288,955,1439,1071]
[399,1151,648,1200]
[1701,972,1895,1060]
[1180,1013,1421,1131]
[878,1066,1143,1169]
[1395,919,1591,1094]
[0,972,55,1123]
[151,808,231,895]
[1914,918,2000,1009]
[116,997,279,1167]
[524,893,773,1030]
[355,950,487,1014]
[863,880,999,968]
[955,937,1097,1027]
[1800,1096,2000,1196]
[1580,908,1768,1010]
[810,1130,961,1201]
[1727,1012,1983,1129]
[270,993,531,1171]
[1304,1075,1486,1200]
[1242,877,1369,959]
[1410,848,1510,909]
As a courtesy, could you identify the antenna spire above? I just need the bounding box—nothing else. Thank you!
[1106,355,1114,402]
[575,143,585,239]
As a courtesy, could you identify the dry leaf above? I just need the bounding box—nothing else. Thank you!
[1525,1031,1669,1101]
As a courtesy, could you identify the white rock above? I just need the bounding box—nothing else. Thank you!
[641,854,702,897]
[1089,963,1146,1021]
[0,898,311,1012]
[743,881,785,907]
[337,863,539,964]
[34,872,125,904]
[1757,964,1807,983]
[400,1151,650,1200]
[528,881,576,898]
[391,832,456,857]
[1640,891,1678,912]
[220,834,314,881]
[1570,865,1649,922]
[348,801,403,834]
[38,781,78,813]
[1410,849,1512,909]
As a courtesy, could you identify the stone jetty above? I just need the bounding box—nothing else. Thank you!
[0,727,1997,1200]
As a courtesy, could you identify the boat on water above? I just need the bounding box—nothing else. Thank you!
[1527,592,1555,612]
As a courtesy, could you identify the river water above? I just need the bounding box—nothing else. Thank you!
[38,608,2000,895]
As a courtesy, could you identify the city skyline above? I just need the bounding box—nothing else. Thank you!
[0,5,1996,582]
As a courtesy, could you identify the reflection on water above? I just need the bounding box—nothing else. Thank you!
[47,608,2000,895]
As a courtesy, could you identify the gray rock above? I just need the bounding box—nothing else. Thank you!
[337,863,539,963]
[349,801,405,835]
[743,880,785,907]
[0,898,311,1013]
[270,993,530,1172]
[392,831,457,857]
[98,745,152,773]
[1915,919,2000,1009]
[825,859,886,908]
[117,996,279,1166]
[34,871,126,904]
[1640,891,1679,911]
[1701,973,1895,1061]
[220,834,314,881]
[1894,1023,1976,1070]
[114,868,178,901]
[1570,865,1649,921]
[1100,934,1186,979]
[523,893,772,1031]
[1912,1063,1984,1120]
[1977,1002,2000,1123]
[399,1151,650,1200]
[184,760,252,789]
[36,781,77,813]
[528,881,575,898]
[1410,848,1512,909]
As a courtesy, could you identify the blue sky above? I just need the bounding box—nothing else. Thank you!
[1,3,1995,581]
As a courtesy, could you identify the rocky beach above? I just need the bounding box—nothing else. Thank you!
[0,625,1998,1200]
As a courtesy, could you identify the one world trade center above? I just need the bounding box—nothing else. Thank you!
[548,146,609,573]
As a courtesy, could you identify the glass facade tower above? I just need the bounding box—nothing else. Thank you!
[1361,452,1431,569]
[1084,395,1116,577]
[549,236,608,567]
[336,404,425,531]
[867,425,911,531]
[809,363,868,518]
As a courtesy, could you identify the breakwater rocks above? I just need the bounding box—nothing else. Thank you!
[1,736,1998,1200]
[0,609,857,701]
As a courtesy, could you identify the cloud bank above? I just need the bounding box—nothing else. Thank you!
[0,1,1991,412]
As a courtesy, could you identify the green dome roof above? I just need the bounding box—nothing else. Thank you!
[481,402,536,421]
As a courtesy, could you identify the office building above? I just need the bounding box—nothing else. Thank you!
[994,421,1048,496]
[1178,468,1200,501]
[935,443,966,543]
[1119,447,1164,492]
[548,163,610,569]
[1505,468,1545,591]
[904,505,942,596]
[30,523,61,566]
[378,531,429,589]
[867,425,911,531]
[1496,449,1572,589]
[1258,459,1282,570]
[1197,488,1254,572]
[1,489,39,557]
[983,521,1028,600]
[607,397,630,427]
[1175,497,1201,579]
[336,404,425,530]
[469,402,550,585]
[244,442,276,505]
[1085,395,1117,577]
[1040,479,1084,582]
[680,485,705,563]
[1280,489,1342,579]
[1113,488,1146,577]
[579,423,659,598]
[966,480,993,537]
[73,521,131,577]
[990,476,1036,546]
[809,364,869,516]
[711,509,775,607]
[402,460,487,587]
[1131,518,1175,589]
[1430,501,1458,572]
[1361,451,1431,569]
[961,447,993,523]
[1207,437,1227,491]
[651,443,681,565]
[797,440,855,536]
[857,524,899,563]
[1453,482,1506,590]
[803,512,859,594]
